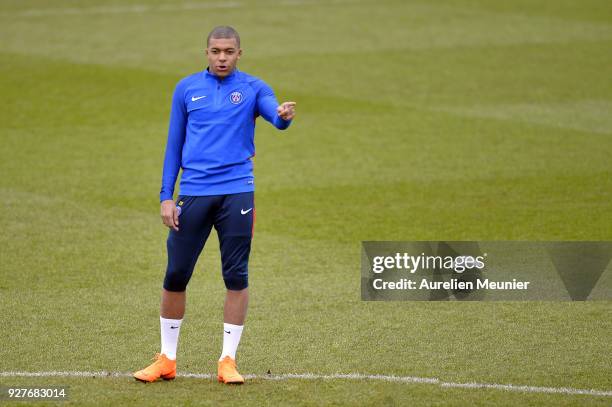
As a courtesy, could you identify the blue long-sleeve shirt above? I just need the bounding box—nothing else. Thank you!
[160,68,291,201]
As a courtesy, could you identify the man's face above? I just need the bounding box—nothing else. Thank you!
[206,37,241,78]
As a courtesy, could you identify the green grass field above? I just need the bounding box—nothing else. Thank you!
[1,0,611,405]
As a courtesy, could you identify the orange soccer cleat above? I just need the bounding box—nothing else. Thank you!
[133,353,176,383]
[217,356,245,384]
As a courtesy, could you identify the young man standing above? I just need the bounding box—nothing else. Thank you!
[134,26,296,384]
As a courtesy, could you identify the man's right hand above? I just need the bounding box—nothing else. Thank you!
[161,200,179,231]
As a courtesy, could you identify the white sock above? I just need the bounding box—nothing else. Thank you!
[160,317,182,360]
[219,323,243,361]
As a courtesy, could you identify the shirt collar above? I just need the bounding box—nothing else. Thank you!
[204,67,239,81]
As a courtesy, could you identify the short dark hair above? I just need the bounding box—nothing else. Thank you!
[207,26,240,48]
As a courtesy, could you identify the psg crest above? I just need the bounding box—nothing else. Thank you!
[230,91,243,104]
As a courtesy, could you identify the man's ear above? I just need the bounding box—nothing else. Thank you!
[237,49,242,59]
[205,48,209,56]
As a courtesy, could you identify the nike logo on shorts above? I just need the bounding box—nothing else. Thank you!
[241,208,253,215]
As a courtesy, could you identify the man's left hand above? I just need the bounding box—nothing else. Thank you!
[277,102,296,121]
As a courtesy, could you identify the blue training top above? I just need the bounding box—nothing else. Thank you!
[160,68,292,202]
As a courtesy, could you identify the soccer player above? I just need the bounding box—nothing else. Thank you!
[133,26,296,384]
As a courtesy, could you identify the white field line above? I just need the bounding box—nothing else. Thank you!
[0,0,349,18]
[1,371,611,397]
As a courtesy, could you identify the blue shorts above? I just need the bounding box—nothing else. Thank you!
[163,192,254,292]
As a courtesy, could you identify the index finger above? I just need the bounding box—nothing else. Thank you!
[173,206,180,227]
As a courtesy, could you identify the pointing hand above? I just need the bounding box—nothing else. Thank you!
[277,102,296,121]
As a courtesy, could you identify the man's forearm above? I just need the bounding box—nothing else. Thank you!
[160,132,184,201]
[273,115,292,130]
